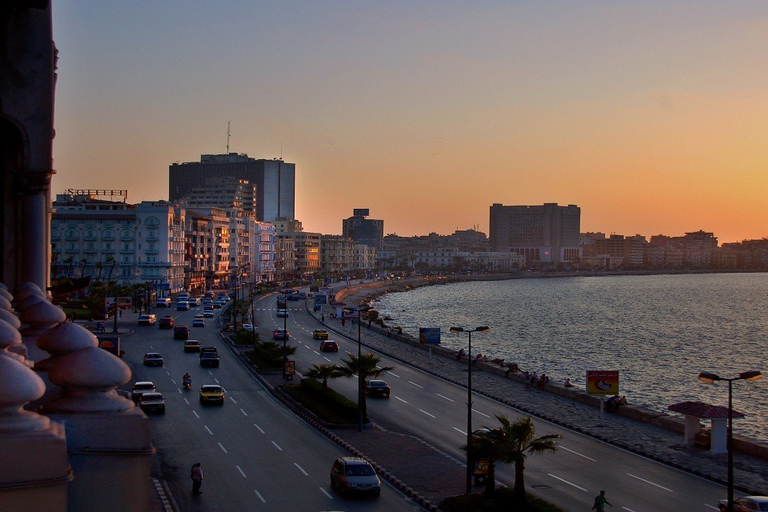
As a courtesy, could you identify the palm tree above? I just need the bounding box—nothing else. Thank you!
[495,415,560,501]
[306,363,344,391]
[105,256,116,281]
[337,352,394,421]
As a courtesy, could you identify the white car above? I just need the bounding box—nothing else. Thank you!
[719,496,768,511]
[241,323,255,331]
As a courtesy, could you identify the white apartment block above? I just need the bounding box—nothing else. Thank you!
[51,192,186,294]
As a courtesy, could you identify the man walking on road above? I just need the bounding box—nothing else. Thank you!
[191,462,203,495]
[592,490,612,511]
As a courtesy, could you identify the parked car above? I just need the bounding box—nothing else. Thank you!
[272,329,289,341]
[138,392,166,414]
[184,339,201,353]
[241,323,255,331]
[719,496,768,512]
[313,329,329,340]
[173,325,190,340]
[158,315,174,329]
[199,347,220,367]
[142,352,164,367]
[319,340,339,352]
[330,457,381,497]
[203,310,214,318]
[199,384,225,405]
[192,318,205,327]
[137,314,157,326]
[130,381,156,402]
[365,380,391,398]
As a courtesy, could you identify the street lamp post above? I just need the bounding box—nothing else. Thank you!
[698,370,762,512]
[450,325,490,494]
[282,291,288,380]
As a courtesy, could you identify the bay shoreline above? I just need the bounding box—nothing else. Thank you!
[329,273,768,461]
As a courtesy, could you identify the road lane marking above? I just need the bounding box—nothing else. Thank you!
[236,465,247,478]
[204,426,213,435]
[254,490,266,503]
[395,396,408,403]
[409,381,423,388]
[388,371,400,378]
[294,463,308,476]
[621,507,637,512]
[559,446,596,461]
[254,424,265,433]
[183,398,190,405]
[626,473,673,492]
[323,357,332,362]
[547,473,587,491]
[272,441,283,451]
[319,487,333,498]
[218,442,228,453]
[214,378,220,383]
[192,411,199,419]
[474,409,490,418]
[419,409,436,419]
[230,397,238,404]
[437,393,454,402]
[240,408,248,416]
[453,427,466,435]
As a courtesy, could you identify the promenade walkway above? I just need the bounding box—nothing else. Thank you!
[307,295,768,506]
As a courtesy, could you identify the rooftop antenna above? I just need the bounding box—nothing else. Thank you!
[226,121,231,153]
[280,141,283,160]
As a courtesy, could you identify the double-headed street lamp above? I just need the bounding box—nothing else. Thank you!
[698,370,762,512]
[450,325,490,494]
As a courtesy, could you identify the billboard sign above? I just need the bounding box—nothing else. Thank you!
[586,370,619,395]
[419,328,441,344]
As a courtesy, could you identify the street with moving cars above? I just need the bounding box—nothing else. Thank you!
[120,299,419,512]
[250,290,767,512]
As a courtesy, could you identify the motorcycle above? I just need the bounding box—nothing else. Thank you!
[182,377,191,390]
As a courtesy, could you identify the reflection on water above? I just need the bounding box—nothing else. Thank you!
[376,273,768,441]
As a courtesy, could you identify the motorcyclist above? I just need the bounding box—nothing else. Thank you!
[182,372,191,388]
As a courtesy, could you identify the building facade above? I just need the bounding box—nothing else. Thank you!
[489,203,581,265]
[342,209,384,250]
[169,153,295,222]
[51,192,187,293]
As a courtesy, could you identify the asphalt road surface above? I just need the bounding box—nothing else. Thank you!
[123,305,423,512]
[259,292,731,512]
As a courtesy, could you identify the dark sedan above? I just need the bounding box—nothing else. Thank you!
[365,380,391,398]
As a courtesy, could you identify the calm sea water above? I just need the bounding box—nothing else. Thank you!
[374,273,768,441]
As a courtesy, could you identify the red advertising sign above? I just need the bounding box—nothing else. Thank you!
[586,370,619,395]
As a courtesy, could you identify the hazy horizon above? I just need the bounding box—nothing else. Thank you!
[51,2,768,244]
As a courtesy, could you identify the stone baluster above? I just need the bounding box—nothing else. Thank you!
[15,283,66,362]
[0,329,70,511]
[44,329,152,512]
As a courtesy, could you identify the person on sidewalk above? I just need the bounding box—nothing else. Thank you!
[191,462,203,495]
[592,490,612,511]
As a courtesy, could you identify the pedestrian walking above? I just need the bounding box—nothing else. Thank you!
[191,462,203,495]
[592,490,612,511]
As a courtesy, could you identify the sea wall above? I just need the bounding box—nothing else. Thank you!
[333,276,768,460]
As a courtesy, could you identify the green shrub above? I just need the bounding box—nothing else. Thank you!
[282,378,359,424]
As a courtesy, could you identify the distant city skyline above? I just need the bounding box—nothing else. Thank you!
[50,2,768,244]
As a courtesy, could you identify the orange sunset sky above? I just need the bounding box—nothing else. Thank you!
[50,2,768,244]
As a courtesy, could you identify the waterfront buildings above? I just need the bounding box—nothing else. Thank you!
[169,153,295,222]
[489,203,581,266]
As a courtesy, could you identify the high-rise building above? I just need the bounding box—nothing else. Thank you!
[342,209,384,250]
[169,153,295,222]
[489,203,581,265]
